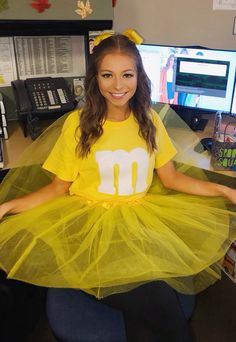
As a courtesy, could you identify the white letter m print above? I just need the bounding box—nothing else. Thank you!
[95,148,149,195]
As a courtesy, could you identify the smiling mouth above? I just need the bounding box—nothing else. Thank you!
[110,92,127,98]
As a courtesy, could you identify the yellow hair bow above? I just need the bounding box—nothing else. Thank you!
[93,29,143,47]
[93,31,114,46]
[123,29,143,45]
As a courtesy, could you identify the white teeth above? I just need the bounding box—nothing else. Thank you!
[111,93,125,98]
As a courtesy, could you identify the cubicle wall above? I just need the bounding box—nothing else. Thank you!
[114,0,236,50]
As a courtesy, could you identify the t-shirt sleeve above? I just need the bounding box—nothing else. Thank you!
[42,111,80,181]
[151,110,177,169]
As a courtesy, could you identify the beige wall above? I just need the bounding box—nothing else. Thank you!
[113,0,236,50]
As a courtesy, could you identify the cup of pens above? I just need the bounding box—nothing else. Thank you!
[211,111,236,171]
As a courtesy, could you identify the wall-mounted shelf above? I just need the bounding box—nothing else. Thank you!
[0,19,112,36]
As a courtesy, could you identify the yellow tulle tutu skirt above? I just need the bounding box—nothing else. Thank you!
[0,105,236,298]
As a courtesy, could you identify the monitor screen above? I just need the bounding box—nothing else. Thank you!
[137,44,236,129]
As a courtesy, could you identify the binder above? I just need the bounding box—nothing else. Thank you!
[0,92,8,140]
[0,138,4,168]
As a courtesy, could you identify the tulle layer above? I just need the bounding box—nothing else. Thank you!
[1,105,236,298]
[0,172,236,298]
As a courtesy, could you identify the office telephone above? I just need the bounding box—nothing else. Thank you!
[12,77,76,139]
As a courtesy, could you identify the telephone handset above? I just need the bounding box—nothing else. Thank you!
[11,79,33,114]
[12,77,76,139]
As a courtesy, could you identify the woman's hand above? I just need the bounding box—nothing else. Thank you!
[222,186,236,204]
[0,202,13,220]
[0,176,72,220]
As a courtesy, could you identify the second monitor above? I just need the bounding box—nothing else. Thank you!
[137,44,236,130]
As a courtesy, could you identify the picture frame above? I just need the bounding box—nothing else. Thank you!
[73,77,86,107]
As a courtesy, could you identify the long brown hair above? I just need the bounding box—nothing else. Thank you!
[77,34,157,158]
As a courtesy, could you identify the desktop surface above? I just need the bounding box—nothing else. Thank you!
[1,115,236,178]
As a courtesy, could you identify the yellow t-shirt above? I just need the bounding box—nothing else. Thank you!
[43,109,177,201]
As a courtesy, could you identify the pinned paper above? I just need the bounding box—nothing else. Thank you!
[0,0,9,12]
[75,0,93,19]
[0,75,5,84]
[213,0,236,10]
[30,0,51,13]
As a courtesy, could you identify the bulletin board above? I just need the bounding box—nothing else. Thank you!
[0,0,113,21]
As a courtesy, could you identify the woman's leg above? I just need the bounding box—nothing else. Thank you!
[46,282,193,342]
[101,281,192,342]
[46,288,126,342]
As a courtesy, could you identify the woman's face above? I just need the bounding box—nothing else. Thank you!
[168,56,174,67]
[97,53,138,112]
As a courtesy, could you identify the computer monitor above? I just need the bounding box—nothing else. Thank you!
[137,44,236,130]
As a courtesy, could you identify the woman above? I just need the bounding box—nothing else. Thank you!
[160,53,178,104]
[0,33,236,341]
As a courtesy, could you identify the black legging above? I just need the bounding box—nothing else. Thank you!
[101,281,192,342]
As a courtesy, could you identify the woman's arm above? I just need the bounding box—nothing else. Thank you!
[156,161,236,204]
[159,68,167,103]
[0,176,72,219]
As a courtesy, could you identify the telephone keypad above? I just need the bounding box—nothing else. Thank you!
[26,78,73,112]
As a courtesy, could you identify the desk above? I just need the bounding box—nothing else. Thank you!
[2,119,54,170]
[167,113,236,178]
[3,121,32,170]
[2,115,236,177]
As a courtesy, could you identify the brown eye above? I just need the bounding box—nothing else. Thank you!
[101,73,112,78]
[123,73,134,78]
